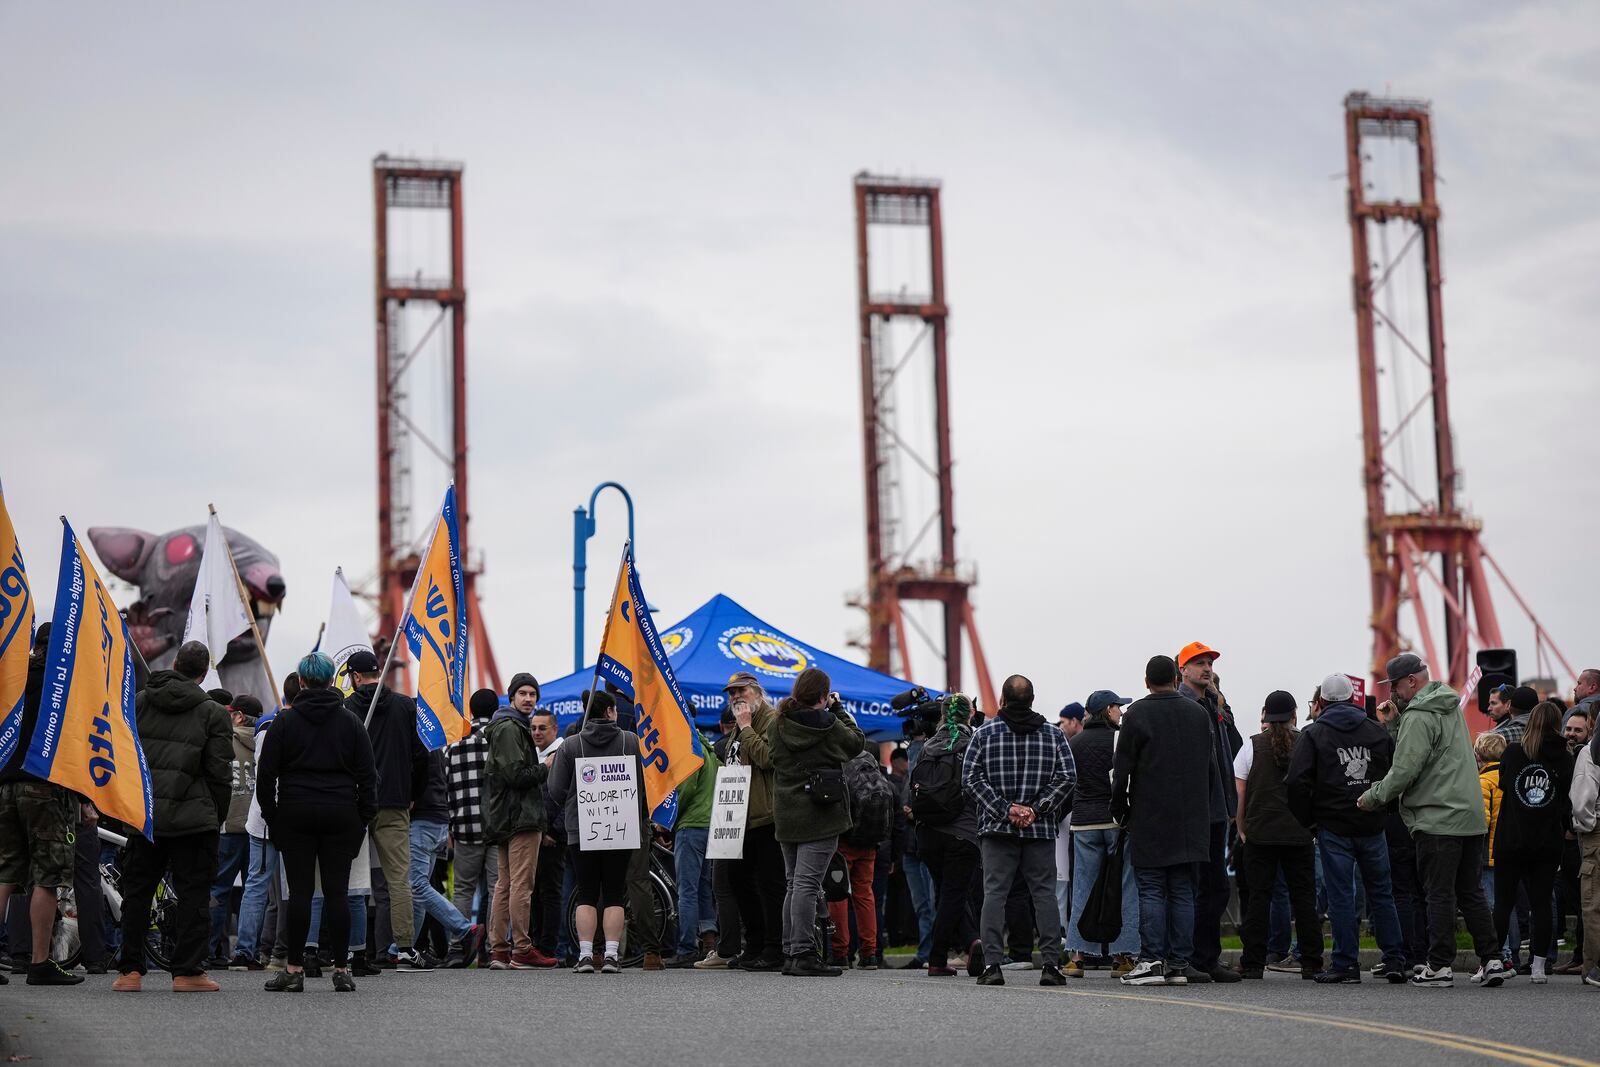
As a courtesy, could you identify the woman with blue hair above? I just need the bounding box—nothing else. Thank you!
[255,652,378,992]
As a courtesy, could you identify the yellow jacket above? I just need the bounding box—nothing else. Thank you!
[1479,761,1502,867]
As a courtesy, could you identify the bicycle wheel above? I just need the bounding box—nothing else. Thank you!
[51,900,83,971]
[142,878,180,973]
[562,856,676,968]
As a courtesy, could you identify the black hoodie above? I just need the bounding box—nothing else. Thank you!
[256,685,378,828]
[133,669,234,837]
[346,682,429,810]
[1283,702,1395,838]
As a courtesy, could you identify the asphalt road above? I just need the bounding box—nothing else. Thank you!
[6,964,1598,1067]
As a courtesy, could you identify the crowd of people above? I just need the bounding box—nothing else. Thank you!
[4,627,1600,995]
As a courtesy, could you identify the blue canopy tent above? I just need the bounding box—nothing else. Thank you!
[538,594,938,741]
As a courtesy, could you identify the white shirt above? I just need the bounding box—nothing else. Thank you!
[245,727,269,838]
[536,736,564,761]
[1232,738,1256,781]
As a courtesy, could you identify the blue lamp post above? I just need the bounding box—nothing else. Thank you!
[572,481,636,672]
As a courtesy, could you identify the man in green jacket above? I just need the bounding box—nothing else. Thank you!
[1358,653,1505,988]
[114,641,234,993]
[483,673,550,969]
[666,734,720,967]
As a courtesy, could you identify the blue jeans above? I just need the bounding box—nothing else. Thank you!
[234,835,278,960]
[674,827,716,956]
[1319,828,1405,972]
[1066,829,1139,956]
[408,819,469,943]
[308,893,369,950]
[902,852,936,960]
[1134,863,1195,966]
[209,832,250,955]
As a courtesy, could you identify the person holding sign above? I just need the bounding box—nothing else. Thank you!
[767,668,866,977]
[547,691,646,975]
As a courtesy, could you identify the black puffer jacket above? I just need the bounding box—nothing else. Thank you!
[347,683,429,810]
[134,670,233,837]
[1068,716,1118,827]
[255,685,378,828]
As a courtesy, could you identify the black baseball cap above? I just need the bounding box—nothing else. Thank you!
[343,649,380,675]
[1384,653,1426,684]
[1263,691,1297,723]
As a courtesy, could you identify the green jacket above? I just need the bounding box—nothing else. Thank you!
[673,734,721,831]
[730,703,778,829]
[134,671,234,838]
[766,706,866,844]
[483,711,549,843]
[1362,681,1487,837]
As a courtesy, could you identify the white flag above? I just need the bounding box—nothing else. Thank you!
[323,567,373,692]
[181,513,254,674]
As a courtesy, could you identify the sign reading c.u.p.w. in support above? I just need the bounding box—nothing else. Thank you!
[576,755,640,851]
[707,766,751,860]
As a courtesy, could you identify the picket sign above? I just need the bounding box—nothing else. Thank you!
[1459,665,1483,711]
[576,755,641,851]
[706,766,751,860]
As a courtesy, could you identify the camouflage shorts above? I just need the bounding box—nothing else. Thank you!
[0,780,79,890]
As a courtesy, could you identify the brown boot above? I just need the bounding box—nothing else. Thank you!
[173,973,221,992]
[642,952,665,971]
[111,971,143,992]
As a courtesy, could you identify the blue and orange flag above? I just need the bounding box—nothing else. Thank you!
[403,485,469,750]
[25,519,154,839]
[0,483,34,770]
[595,541,703,824]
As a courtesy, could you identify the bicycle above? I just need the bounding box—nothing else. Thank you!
[48,826,178,973]
[563,838,677,968]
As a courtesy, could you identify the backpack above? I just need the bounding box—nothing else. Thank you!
[909,748,964,826]
[841,753,894,846]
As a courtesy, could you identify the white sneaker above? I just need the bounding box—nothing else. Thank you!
[1410,965,1453,988]
[1002,959,1036,971]
[1471,959,1511,987]
[692,950,730,970]
[1120,960,1167,987]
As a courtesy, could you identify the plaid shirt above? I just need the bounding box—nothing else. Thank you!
[962,714,1077,839]
[447,720,491,844]
[1493,715,1528,745]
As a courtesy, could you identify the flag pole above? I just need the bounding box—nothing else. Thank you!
[210,504,279,702]
[582,540,632,722]
[364,624,405,728]
[365,492,448,728]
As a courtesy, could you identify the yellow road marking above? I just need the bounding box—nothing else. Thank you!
[860,974,1599,1067]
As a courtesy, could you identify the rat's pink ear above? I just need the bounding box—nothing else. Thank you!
[86,527,157,583]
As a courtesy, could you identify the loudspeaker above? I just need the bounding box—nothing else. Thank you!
[1475,648,1517,713]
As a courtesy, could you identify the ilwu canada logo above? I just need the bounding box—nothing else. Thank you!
[1515,764,1554,808]
[581,765,598,785]
[719,627,809,678]
[661,626,693,657]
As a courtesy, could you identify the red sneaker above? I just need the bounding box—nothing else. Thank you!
[510,949,558,969]
[488,950,512,970]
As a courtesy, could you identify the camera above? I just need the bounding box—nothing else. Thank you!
[892,686,943,739]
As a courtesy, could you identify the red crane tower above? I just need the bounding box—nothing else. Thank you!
[851,173,996,713]
[1343,93,1573,712]
[372,155,501,693]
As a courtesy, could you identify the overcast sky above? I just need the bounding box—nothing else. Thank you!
[3,2,1596,720]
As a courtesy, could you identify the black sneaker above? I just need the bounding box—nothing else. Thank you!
[26,960,84,986]
[741,955,784,973]
[1206,965,1242,984]
[227,953,262,972]
[976,965,1005,986]
[600,956,621,975]
[1239,966,1265,979]
[781,957,796,976]
[205,954,232,971]
[351,952,383,977]
[966,940,986,978]
[1313,968,1362,984]
[574,956,595,974]
[1377,961,1408,984]
[1179,965,1213,983]
[397,949,438,971]
[301,955,322,979]
[332,970,356,992]
[1039,965,1066,987]
[793,954,842,977]
[450,924,487,969]
[264,971,304,992]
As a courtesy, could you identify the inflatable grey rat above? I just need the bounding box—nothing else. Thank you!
[87,524,286,707]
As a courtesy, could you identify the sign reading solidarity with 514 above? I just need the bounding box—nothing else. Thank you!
[576,755,640,852]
